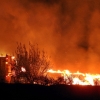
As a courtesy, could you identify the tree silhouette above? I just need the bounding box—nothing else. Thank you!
[13,42,50,84]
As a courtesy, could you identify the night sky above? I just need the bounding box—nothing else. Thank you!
[0,0,100,73]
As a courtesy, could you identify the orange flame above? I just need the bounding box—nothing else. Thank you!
[47,69,100,85]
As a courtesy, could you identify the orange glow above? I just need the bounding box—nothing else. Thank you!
[21,67,26,72]
[6,73,11,83]
[47,69,100,86]
[11,56,15,60]
[1,0,100,78]
[5,62,8,64]
[47,69,62,73]
[6,57,8,60]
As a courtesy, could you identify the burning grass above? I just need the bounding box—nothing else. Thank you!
[47,69,100,86]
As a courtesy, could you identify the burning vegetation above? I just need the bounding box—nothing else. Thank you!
[4,42,51,84]
[0,46,99,86]
[0,42,100,86]
[47,69,100,86]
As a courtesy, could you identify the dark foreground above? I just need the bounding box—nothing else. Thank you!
[0,83,100,100]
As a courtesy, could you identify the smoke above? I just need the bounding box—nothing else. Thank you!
[0,0,100,73]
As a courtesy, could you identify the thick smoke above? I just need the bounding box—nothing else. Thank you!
[0,0,100,73]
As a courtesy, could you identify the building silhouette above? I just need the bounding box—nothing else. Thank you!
[0,54,16,83]
[0,56,6,82]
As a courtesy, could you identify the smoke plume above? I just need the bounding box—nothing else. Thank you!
[0,0,100,73]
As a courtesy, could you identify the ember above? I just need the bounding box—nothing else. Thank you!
[21,67,26,72]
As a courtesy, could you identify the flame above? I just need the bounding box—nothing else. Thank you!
[47,69,100,86]
[47,69,62,73]
[21,67,26,72]
[11,56,15,60]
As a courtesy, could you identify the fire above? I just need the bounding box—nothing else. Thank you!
[21,67,26,72]
[47,69,100,86]
[47,69,62,73]
[11,56,15,60]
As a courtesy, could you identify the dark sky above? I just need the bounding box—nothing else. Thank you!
[0,0,100,73]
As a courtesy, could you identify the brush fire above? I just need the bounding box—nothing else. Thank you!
[1,54,100,86]
[47,69,100,86]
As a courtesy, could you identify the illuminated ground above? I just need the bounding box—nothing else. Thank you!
[0,83,100,100]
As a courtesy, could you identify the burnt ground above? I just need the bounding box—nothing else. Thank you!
[0,83,100,100]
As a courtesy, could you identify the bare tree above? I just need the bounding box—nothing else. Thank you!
[13,42,50,84]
